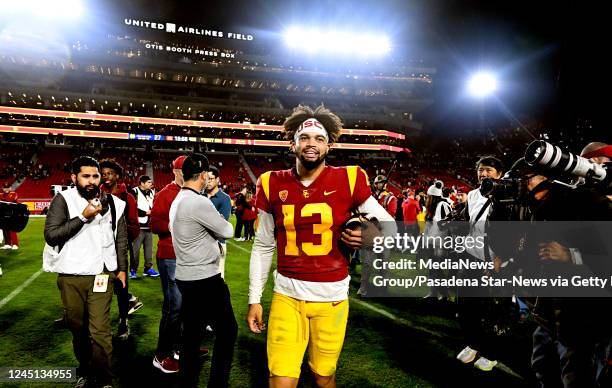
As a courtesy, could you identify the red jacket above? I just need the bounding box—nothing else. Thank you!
[150,182,181,259]
[102,183,140,241]
[402,198,421,224]
[242,198,258,221]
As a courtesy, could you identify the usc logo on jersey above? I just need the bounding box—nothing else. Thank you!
[302,190,310,198]
[279,190,288,202]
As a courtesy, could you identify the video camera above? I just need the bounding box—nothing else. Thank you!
[0,201,29,232]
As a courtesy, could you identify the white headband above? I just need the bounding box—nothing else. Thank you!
[294,118,329,143]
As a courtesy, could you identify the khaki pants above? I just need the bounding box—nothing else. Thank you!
[58,272,115,385]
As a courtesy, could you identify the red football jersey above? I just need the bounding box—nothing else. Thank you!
[255,165,371,282]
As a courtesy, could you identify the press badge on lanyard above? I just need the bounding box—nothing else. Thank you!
[93,274,110,292]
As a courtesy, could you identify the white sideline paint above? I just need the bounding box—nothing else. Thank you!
[0,268,43,309]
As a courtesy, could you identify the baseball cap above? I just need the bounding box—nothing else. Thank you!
[182,153,210,178]
[172,155,188,169]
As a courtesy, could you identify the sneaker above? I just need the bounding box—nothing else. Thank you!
[0,245,11,250]
[117,320,129,341]
[205,325,214,332]
[143,268,160,277]
[75,376,87,388]
[128,297,143,315]
[457,346,478,364]
[11,245,18,250]
[474,356,498,371]
[153,355,180,373]
[129,269,137,279]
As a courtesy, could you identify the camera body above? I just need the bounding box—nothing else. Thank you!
[0,201,30,232]
[479,177,527,202]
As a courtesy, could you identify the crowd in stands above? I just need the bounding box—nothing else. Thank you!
[2,116,605,204]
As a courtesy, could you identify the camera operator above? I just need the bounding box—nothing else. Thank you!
[454,156,505,372]
[490,157,612,388]
[373,174,398,217]
[580,141,612,385]
[43,156,128,387]
[580,142,611,201]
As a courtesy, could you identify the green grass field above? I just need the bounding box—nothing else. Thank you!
[0,217,535,387]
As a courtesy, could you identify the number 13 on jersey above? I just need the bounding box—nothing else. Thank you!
[282,203,333,256]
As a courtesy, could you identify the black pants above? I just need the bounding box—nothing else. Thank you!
[114,276,130,321]
[177,274,237,387]
[116,239,136,320]
[234,215,243,238]
[244,220,255,240]
[532,325,597,388]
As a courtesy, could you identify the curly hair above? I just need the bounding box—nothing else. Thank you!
[283,105,343,143]
[99,158,124,178]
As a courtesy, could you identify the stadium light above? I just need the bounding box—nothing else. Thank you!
[282,27,391,57]
[467,71,498,98]
[0,0,83,19]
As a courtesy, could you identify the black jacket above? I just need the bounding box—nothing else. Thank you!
[527,185,612,343]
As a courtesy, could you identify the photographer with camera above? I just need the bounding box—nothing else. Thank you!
[485,141,612,387]
[513,158,611,388]
[454,156,505,372]
[43,156,129,388]
[580,141,612,386]
[580,142,612,201]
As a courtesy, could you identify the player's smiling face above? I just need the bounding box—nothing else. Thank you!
[292,132,330,170]
[101,167,118,189]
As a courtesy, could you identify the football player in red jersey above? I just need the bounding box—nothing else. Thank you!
[246,105,396,388]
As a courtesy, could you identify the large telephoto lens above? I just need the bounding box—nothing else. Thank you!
[525,140,607,182]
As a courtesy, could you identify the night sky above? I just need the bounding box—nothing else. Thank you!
[94,0,611,132]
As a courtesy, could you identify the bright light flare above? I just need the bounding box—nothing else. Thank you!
[467,72,498,98]
[1,0,83,20]
[283,27,391,57]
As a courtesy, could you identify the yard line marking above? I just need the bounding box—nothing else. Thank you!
[349,297,398,320]
[227,240,524,380]
[0,268,43,310]
[228,241,250,253]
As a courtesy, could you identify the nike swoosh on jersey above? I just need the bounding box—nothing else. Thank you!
[323,190,337,196]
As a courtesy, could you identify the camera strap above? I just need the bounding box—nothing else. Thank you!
[472,198,492,262]
[472,198,492,226]
[106,194,117,234]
